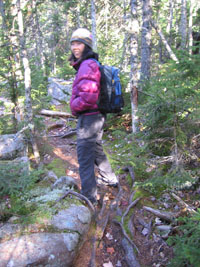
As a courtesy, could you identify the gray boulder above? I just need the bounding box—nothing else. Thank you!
[0,233,79,267]
[0,204,92,267]
[51,204,91,235]
[51,176,79,190]
[48,78,72,105]
[0,133,26,160]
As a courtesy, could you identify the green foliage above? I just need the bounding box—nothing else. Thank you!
[135,52,200,193]
[0,161,43,197]
[167,210,200,267]
[0,114,15,135]
[46,158,66,177]
[56,53,76,79]
[136,167,198,195]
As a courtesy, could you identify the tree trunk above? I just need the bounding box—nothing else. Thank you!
[151,19,179,63]
[119,0,130,71]
[129,0,140,133]
[76,3,81,28]
[17,0,40,164]
[91,0,97,51]
[166,0,174,46]
[140,0,152,84]
[35,4,45,68]
[188,0,195,55]
[180,0,187,49]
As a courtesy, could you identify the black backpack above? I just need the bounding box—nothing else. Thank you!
[92,59,124,114]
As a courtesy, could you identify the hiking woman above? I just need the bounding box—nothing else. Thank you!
[69,28,118,204]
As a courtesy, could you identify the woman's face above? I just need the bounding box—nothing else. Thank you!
[71,41,85,59]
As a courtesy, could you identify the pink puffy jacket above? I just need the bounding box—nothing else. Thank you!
[70,59,101,116]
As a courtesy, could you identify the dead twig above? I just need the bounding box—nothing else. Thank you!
[171,192,197,214]
[61,130,76,138]
[57,190,95,213]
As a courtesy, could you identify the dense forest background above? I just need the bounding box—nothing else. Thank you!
[0,0,200,266]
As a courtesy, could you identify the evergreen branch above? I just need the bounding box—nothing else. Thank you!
[138,89,154,97]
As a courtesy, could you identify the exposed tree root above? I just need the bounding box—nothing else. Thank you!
[121,238,140,267]
[113,219,139,253]
[57,190,95,213]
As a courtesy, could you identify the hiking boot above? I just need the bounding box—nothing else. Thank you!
[97,177,119,188]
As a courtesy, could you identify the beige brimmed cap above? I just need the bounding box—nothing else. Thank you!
[70,28,93,48]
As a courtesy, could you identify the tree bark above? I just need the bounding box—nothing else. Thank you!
[34,4,45,68]
[180,0,187,50]
[188,0,195,54]
[129,0,140,133]
[166,0,174,46]
[17,0,40,164]
[91,0,97,51]
[140,0,152,84]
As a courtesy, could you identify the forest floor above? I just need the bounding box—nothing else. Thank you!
[40,113,175,267]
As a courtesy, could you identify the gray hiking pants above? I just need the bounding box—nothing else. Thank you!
[77,113,117,201]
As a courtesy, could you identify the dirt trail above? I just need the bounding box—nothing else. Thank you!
[43,116,173,267]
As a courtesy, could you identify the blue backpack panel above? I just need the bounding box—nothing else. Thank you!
[92,59,124,114]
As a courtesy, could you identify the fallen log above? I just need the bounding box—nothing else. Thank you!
[39,109,75,118]
[143,206,176,222]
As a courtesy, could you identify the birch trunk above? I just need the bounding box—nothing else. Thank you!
[76,3,80,28]
[188,0,195,54]
[119,0,129,71]
[166,0,174,46]
[140,0,152,84]
[16,0,40,164]
[91,0,97,51]
[129,0,139,133]
[151,20,179,63]
[35,5,45,68]
[180,0,187,49]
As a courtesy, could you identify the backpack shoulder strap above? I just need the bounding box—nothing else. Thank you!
[90,58,101,67]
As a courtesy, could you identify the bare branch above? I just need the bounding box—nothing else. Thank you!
[171,192,197,214]
[143,206,176,222]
